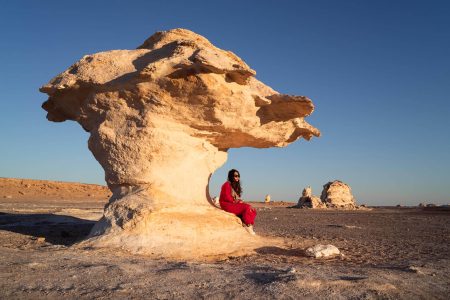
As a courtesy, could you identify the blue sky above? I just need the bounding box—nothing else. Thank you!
[0,0,449,205]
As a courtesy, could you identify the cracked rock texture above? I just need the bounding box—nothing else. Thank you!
[321,181,356,209]
[40,28,320,259]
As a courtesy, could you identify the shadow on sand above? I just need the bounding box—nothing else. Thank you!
[0,212,96,246]
[254,246,306,257]
[244,265,298,285]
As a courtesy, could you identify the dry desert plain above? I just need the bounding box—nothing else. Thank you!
[0,178,449,299]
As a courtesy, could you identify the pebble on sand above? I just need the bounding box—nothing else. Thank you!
[306,244,340,258]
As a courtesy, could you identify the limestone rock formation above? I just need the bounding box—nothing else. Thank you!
[306,244,341,258]
[40,28,320,259]
[320,180,356,209]
[297,186,325,208]
[303,186,312,197]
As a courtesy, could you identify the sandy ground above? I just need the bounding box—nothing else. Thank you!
[0,178,449,299]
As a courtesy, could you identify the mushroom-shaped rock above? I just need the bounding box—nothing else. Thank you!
[40,28,320,259]
[321,180,356,209]
[297,186,326,208]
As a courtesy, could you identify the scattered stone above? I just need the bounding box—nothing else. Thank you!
[327,224,362,229]
[407,266,424,274]
[306,244,340,258]
[344,225,362,229]
[36,237,46,243]
[18,191,25,195]
[321,181,356,209]
[287,267,296,273]
[4,195,12,199]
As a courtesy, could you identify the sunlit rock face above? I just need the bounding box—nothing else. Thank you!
[320,181,356,209]
[297,186,326,208]
[40,28,320,259]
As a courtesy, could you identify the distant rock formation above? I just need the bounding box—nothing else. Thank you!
[320,180,356,209]
[297,181,359,209]
[40,28,320,259]
[297,186,325,208]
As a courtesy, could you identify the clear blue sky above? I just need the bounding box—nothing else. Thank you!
[1,0,449,205]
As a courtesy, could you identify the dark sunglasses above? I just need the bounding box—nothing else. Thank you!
[234,174,240,178]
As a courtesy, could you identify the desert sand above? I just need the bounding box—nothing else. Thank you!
[1,178,449,299]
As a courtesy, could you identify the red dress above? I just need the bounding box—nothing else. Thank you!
[219,181,257,225]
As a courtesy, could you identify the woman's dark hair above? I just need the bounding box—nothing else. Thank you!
[227,169,242,196]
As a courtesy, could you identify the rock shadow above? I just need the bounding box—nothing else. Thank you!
[0,212,95,246]
[254,246,306,257]
[245,266,297,285]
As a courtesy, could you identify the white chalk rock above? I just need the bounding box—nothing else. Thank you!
[297,186,326,208]
[306,244,340,258]
[40,28,320,259]
[321,180,356,209]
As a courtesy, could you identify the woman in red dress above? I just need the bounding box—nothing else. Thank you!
[219,169,257,235]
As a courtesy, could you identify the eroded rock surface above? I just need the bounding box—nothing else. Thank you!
[297,186,325,208]
[320,181,356,209]
[306,244,341,258]
[40,28,320,259]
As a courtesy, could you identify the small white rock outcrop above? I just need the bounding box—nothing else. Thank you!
[306,244,340,258]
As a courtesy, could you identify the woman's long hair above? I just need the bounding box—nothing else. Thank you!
[227,169,242,197]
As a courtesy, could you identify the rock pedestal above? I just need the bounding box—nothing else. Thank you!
[40,28,320,259]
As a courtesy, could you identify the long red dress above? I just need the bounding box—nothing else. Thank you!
[219,181,257,225]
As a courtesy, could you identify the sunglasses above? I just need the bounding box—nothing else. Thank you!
[234,174,240,178]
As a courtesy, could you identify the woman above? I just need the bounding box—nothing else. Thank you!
[219,169,257,235]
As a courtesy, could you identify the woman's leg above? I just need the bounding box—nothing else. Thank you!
[220,202,256,225]
[241,204,257,225]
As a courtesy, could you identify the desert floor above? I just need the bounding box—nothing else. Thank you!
[0,178,449,299]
